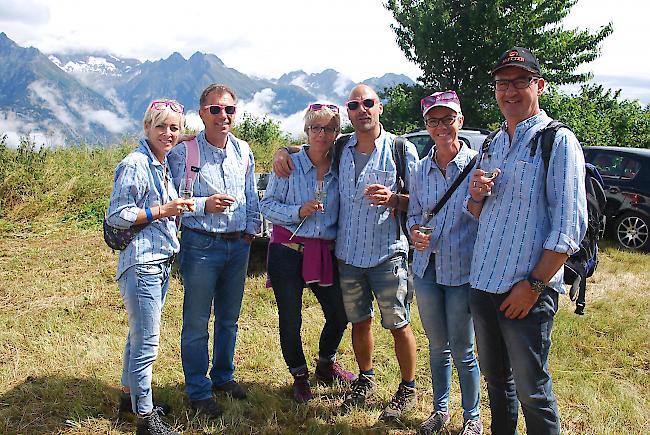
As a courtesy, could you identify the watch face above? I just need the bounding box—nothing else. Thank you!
[528,278,545,294]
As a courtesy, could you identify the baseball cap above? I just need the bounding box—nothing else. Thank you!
[491,47,541,75]
[421,90,462,117]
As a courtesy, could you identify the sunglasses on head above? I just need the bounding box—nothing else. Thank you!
[308,103,339,113]
[346,98,378,110]
[420,91,460,113]
[150,100,184,113]
[204,104,237,115]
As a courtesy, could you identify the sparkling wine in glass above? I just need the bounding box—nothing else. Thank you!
[479,153,498,196]
[315,180,327,212]
[179,178,193,211]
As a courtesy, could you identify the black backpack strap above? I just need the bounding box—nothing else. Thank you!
[481,129,499,155]
[430,154,478,216]
[333,133,352,171]
[393,136,407,194]
[532,120,567,172]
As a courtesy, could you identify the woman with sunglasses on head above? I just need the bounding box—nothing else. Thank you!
[260,103,356,402]
[408,91,484,435]
[106,99,194,435]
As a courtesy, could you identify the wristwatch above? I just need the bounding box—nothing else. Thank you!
[527,276,547,294]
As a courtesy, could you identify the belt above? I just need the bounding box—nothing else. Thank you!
[163,254,177,266]
[182,226,242,240]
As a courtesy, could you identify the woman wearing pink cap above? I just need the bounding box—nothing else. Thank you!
[408,91,484,434]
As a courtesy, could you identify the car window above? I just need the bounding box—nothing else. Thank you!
[591,152,624,177]
[620,158,641,180]
[409,135,433,158]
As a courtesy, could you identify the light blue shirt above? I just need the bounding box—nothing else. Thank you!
[167,131,261,235]
[260,146,339,240]
[408,143,478,284]
[468,111,587,294]
[106,139,179,280]
[336,130,418,268]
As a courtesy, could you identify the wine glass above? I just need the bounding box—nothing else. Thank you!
[479,153,498,196]
[179,178,193,211]
[364,171,380,206]
[315,179,327,213]
[419,209,434,236]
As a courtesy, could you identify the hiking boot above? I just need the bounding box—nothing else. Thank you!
[419,410,450,435]
[136,411,179,435]
[460,419,483,435]
[379,383,417,421]
[292,374,313,402]
[341,373,377,411]
[190,398,223,419]
[119,392,171,416]
[315,361,357,384]
[212,380,247,400]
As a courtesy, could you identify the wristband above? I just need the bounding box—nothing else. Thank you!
[145,207,153,222]
[469,196,484,205]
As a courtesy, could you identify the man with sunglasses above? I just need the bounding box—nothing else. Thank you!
[168,84,261,419]
[273,84,419,421]
[466,47,587,434]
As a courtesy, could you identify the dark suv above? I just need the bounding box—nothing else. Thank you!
[584,146,650,252]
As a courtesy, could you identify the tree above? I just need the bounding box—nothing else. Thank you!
[384,0,612,126]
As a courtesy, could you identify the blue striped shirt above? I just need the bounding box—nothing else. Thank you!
[468,111,587,294]
[106,139,179,280]
[260,146,339,240]
[167,131,261,235]
[336,130,418,268]
[408,144,478,284]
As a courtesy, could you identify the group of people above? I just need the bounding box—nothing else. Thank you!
[106,46,587,435]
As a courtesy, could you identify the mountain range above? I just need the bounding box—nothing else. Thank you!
[0,33,415,146]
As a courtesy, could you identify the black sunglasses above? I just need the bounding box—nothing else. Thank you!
[346,98,378,110]
[204,104,237,115]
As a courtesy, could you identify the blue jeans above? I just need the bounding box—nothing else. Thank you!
[415,261,480,422]
[119,261,172,414]
[267,243,348,375]
[469,287,561,435]
[179,230,250,401]
[338,253,411,329]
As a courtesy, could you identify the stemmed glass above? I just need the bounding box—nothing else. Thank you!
[479,153,498,196]
[179,178,193,211]
[419,209,434,236]
[364,171,380,206]
[315,179,327,213]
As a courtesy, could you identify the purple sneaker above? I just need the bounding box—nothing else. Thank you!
[315,361,358,384]
[292,374,313,402]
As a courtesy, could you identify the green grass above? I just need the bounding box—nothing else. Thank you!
[0,143,648,433]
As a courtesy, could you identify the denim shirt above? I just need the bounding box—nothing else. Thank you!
[107,139,179,280]
[408,143,478,284]
[260,146,339,240]
[335,129,418,268]
[167,131,261,235]
[468,111,587,294]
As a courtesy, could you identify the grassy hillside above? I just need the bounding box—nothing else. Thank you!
[0,141,648,434]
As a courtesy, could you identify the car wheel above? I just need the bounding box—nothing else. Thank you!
[614,212,650,251]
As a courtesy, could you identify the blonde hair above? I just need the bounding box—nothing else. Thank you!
[303,106,341,135]
[143,98,185,132]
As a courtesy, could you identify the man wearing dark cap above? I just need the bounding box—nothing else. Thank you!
[464,47,588,434]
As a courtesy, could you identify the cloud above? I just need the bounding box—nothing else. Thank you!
[0,111,66,149]
[76,108,133,134]
[334,75,354,98]
[0,0,49,25]
[27,81,75,126]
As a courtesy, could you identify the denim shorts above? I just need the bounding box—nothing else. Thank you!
[338,253,411,329]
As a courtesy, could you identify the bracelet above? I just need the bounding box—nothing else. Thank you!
[469,196,484,205]
[157,205,162,219]
[145,208,153,222]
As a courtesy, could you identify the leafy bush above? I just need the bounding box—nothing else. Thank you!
[233,113,291,172]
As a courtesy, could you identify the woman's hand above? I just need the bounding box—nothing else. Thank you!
[299,200,322,218]
[160,198,195,218]
[410,225,431,251]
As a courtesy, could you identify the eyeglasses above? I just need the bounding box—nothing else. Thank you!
[308,103,339,113]
[346,98,378,110]
[308,125,338,135]
[424,115,459,128]
[150,100,184,113]
[493,76,539,91]
[204,104,237,115]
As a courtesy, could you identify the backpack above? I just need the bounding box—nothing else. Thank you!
[184,135,250,188]
[482,121,607,314]
[333,134,410,242]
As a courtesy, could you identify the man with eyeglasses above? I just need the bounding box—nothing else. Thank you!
[466,47,587,434]
[273,84,420,421]
[167,84,261,419]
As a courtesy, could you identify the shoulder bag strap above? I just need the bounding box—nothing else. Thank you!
[430,154,478,216]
